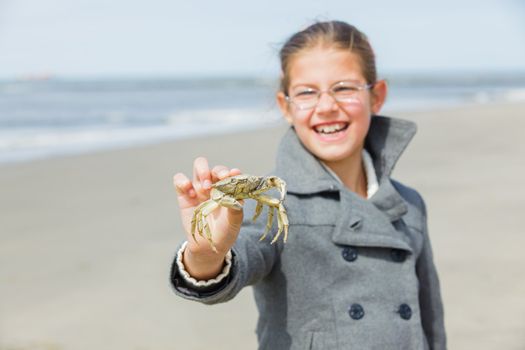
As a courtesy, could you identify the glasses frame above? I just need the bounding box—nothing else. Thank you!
[285,80,375,111]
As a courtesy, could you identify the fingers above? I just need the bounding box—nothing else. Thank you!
[173,172,196,198]
[211,165,229,183]
[193,157,212,191]
[211,166,242,183]
[181,156,242,200]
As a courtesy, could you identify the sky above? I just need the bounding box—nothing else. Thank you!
[0,0,524,79]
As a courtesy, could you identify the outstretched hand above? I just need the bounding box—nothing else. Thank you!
[173,157,243,279]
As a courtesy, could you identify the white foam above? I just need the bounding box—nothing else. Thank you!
[0,107,283,164]
[166,107,280,126]
[501,88,525,102]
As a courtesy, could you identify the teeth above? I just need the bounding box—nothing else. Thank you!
[314,123,347,134]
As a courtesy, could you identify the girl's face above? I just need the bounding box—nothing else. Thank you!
[277,47,387,164]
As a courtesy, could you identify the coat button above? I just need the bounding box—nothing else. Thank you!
[349,304,365,320]
[398,304,412,320]
[342,246,358,262]
[391,249,407,262]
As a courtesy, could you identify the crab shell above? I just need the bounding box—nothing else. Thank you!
[212,174,286,201]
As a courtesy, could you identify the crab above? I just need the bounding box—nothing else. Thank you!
[191,174,289,252]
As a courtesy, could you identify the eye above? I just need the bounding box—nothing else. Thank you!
[293,88,317,97]
[333,85,359,93]
[292,88,318,102]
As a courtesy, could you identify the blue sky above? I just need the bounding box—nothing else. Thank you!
[0,0,524,78]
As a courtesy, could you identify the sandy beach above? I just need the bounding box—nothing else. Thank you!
[1,102,524,350]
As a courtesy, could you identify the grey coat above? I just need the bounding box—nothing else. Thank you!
[171,115,447,350]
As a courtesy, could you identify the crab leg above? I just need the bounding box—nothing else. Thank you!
[191,193,244,251]
[191,200,211,242]
[258,206,274,242]
[252,201,263,223]
[272,202,289,244]
[252,194,288,244]
[191,200,219,242]
[272,204,285,244]
[276,179,287,201]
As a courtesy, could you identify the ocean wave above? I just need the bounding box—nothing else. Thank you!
[0,108,283,164]
[166,107,280,127]
[501,88,525,102]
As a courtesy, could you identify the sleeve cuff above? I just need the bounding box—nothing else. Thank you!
[176,241,233,288]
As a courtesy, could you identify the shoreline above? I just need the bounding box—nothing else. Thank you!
[1,99,524,168]
[1,101,525,349]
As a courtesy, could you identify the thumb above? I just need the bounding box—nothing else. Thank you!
[227,207,244,231]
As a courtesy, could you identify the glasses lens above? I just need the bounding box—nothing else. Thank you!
[291,88,318,110]
[332,82,362,102]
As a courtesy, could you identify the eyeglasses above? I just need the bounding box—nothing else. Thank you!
[286,81,374,111]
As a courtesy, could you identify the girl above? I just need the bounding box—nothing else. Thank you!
[171,21,446,349]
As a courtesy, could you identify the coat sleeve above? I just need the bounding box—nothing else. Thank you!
[170,199,281,305]
[416,195,447,350]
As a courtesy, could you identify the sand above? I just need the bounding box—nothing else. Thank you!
[1,102,524,349]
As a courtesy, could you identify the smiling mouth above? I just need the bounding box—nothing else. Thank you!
[313,122,349,134]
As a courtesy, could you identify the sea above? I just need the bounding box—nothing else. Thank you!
[1,73,525,164]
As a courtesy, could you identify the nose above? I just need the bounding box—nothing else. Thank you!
[315,91,338,113]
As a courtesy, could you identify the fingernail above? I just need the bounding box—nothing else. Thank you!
[219,170,229,177]
[203,180,212,189]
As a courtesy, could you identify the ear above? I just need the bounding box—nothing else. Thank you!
[370,79,388,114]
[276,91,293,124]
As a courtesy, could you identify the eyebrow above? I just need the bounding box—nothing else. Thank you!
[289,83,316,90]
[290,79,363,90]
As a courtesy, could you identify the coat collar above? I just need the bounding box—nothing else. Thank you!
[275,115,417,222]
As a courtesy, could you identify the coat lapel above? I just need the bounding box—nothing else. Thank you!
[275,127,338,195]
[331,190,413,252]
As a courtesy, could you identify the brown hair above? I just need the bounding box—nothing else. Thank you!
[279,21,377,95]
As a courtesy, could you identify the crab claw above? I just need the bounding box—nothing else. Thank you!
[272,177,287,202]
